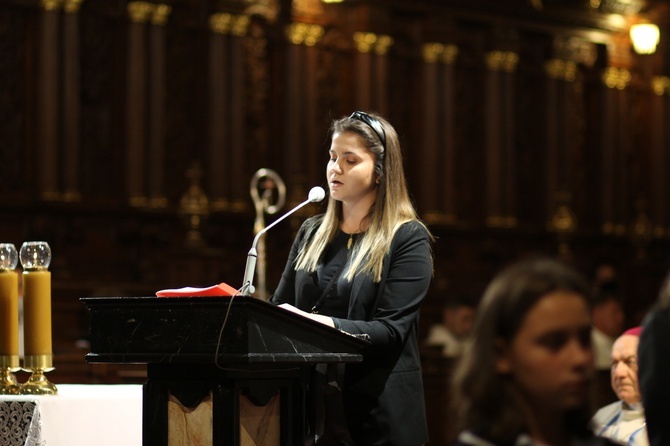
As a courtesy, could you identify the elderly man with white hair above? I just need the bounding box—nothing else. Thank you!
[592,326,648,446]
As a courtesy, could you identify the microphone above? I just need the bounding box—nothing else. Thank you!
[240,186,326,296]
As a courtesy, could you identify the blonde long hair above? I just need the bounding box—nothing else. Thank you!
[294,111,430,282]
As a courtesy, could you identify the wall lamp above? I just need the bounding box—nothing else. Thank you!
[630,23,660,54]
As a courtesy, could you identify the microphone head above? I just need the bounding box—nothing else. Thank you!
[308,186,326,203]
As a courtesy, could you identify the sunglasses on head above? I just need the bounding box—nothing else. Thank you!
[349,111,386,152]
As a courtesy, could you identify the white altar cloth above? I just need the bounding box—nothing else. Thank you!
[0,384,142,446]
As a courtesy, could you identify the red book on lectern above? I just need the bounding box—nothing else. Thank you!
[155,282,238,297]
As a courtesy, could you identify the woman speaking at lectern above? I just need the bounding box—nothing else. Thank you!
[270,111,433,445]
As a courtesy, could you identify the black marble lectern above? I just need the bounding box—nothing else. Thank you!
[81,296,367,446]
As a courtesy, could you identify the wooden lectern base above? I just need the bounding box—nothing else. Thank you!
[239,394,280,446]
[168,393,213,445]
[167,392,280,446]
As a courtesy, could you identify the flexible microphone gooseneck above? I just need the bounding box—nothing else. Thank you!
[240,186,326,296]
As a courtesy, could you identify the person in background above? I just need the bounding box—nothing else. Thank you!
[270,111,433,446]
[592,327,648,446]
[450,257,617,446]
[638,273,670,446]
[424,296,475,358]
[591,285,625,371]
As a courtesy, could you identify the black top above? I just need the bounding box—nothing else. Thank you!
[313,230,359,318]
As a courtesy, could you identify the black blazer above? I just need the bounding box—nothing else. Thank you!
[271,216,433,446]
[639,306,670,446]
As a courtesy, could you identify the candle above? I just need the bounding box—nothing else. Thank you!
[0,243,19,359]
[19,242,53,360]
[22,270,52,356]
[0,270,19,356]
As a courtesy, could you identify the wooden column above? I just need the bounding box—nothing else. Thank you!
[615,72,631,235]
[373,36,393,116]
[501,55,517,227]
[420,43,458,224]
[558,73,570,192]
[147,4,171,209]
[545,59,561,217]
[600,73,615,234]
[353,32,393,113]
[650,76,670,235]
[601,67,631,235]
[125,1,152,207]
[353,33,373,111]
[484,50,518,228]
[420,44,440,219]
[282,23,324,202]
[284,23,307,202]
[62,0,83,202]
[228,15,250,212]
[664,88,670,235]
[544,59,577,221]
[304,28,325,189]
[38,0,62,201]
[485,52,502,227]
[207,13,233,211]
[441,47,458,223]
[544,56,581,256]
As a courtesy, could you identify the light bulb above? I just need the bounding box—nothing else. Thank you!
[630,23,660,55]
[19,242,52,270]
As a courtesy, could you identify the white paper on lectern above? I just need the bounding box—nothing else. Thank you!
[278,303,311,317]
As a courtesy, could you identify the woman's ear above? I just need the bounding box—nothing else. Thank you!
[495,337,512,374]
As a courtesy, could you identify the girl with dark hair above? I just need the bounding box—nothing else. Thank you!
[450,257,617,446]
[271,111,433,445]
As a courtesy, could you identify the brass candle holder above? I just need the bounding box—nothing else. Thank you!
[0,355,20,395]
[21,354,57,395]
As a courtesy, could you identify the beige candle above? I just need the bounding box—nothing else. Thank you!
[0,270,19,356]
[22,270,52,356]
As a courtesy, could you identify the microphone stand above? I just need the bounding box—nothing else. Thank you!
[240,187,325,297]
